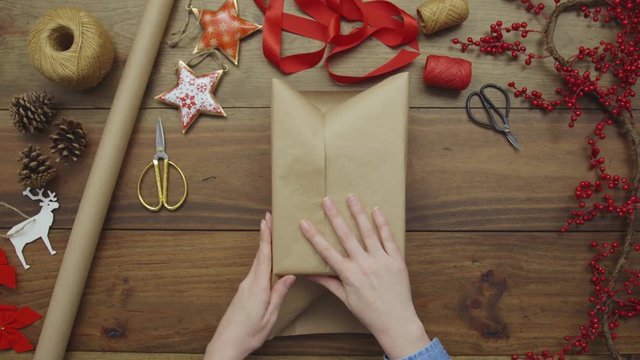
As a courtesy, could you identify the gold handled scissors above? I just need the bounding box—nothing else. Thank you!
[137,117,188,211]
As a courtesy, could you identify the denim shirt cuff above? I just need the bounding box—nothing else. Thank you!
[383,338,449,360]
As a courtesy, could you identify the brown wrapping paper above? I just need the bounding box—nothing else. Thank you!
[33,1,174,359]
[270,73,408,337]
[272,72,408,275]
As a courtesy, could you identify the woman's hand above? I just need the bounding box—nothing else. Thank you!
[299,195,430,360]
[205,213,296,360]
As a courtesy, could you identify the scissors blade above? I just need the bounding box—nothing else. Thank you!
[505,130,521,151]
[156,117,166,154]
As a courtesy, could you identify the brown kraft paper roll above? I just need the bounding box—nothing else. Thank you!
[33,1,175,359]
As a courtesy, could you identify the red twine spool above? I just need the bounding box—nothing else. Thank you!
[423,55,472,91]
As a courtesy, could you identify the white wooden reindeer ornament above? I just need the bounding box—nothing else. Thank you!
[6,188,59,269]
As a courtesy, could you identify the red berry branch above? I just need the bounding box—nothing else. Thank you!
[453,1,640,359]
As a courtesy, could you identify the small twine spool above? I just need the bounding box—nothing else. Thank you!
[417,0,469,35]
[423,55,472,91]
[27,7,114,91]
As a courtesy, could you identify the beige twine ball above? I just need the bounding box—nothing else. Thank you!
[27,7,114,91]
[417,0,469,35]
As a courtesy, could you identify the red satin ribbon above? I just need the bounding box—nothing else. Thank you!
[0,249,16,289]
[0,304,42,352]
[255,0,420,84]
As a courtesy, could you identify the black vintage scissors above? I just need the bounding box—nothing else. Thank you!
[465,83,521,151]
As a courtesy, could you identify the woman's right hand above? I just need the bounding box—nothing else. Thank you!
[299,194,430,360]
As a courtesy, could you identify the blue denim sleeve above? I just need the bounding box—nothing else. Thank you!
[383,338,450,360]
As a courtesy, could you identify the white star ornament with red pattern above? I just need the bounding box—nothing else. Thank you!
[155,61,226,133]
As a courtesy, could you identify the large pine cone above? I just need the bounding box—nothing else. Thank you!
[10,91,55,133]
[50,118,87,162]
[18,145,56,189]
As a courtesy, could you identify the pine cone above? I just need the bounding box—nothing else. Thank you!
[18,145,56,189]
[10,91,55,133]
[50,118,87,162]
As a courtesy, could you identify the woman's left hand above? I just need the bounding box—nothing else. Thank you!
[204,213,296,360]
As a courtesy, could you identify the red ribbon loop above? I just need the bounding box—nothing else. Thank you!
[255,0,420,84]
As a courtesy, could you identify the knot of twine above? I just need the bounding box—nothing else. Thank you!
[27,7,114,91]
[417,0,469,35]
[423,55,472,91]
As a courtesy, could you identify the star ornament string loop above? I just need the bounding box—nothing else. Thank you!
[186,49,230,73]
[166,0,202,48]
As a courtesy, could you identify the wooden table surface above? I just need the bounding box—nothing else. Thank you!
[1,0,639,359]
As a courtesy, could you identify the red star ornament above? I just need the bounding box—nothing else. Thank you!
[192,0,262,65]
[0,304,42,353]
[155,61,226,133]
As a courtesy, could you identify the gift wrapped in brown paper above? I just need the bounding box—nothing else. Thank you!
[270,72,408,337]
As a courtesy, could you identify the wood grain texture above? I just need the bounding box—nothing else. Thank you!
[1,230,638,355]
[0,353,620,360]
[1,0,638,358]
[3,353,380,360]
[0,0,625,109]
[0,108,633,231]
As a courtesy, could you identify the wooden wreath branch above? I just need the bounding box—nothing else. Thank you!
[544,1,639,359]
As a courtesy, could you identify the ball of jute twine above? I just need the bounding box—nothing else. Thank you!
[27,7,114,91]
[417,0,469,35]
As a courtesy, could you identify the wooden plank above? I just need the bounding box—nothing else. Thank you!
[3,353,380,360]
[2,230,638,355]
[0,352,622,360]
[0,0,623,109]
[0,108,633,231]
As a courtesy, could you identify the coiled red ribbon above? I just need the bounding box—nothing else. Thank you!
[254,0,420,84]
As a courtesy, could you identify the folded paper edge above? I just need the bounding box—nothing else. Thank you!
[325,72,409,119]
[267,277,327,339]
[271,78,329,275]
